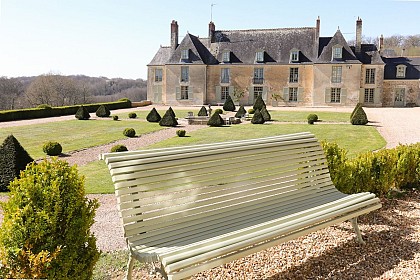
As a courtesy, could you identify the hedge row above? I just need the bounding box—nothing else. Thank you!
[0,99,132,122]
[321,141,420,196]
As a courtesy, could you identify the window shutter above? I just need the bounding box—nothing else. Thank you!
[215,86,221,102]
[248,87,255,105]
[262,87,268,101]
[283,87,289,101]
[154,85,162,103]
[325,88,331,103]
[228,86,234,98]
[188,86,193,100]
[359,88,365,103]
[176,86,181,100]
[340,88,347,104]
[373,89,380,104]
[297,87,304,102]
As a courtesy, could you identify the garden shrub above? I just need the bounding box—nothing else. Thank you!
[307,113,318,124]
[146,108,161,122]
[207,112,224,127]
[95,104,111,117]
[235,105,246,118]
[75,105,91,120]
[251,109,265,124]
[111,144,128,152]
[42,141,63,156]
[123,128,136,137]
[0,135,34,192]
[350,103,362,120]
[223,95,236,112]
[261,106,271,121]
[113,115,119,121]
[248,108,255,114]
[253,94,266,111]
[176,130,186,137]
[128,112,137,119]
[0,158,100,279]
[214,108,223,115]
[351,105,368,125]
[37,104,52,110]
[159,109,178,127]
[198,106,208,116]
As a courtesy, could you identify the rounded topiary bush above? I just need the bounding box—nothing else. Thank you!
[223,95,236,112]
[75,105,91,120]
[214,108,223,115]
[42,141,62,156]
[0,158,100,279]
[198,106,208,116]
[251,109,265,124]
[261,106,271,121]
[146,108,161,122]
[113,115,119,121]
[111,144,128,152]
[128,112,137,119]
[37,104,52,110]
[351,106,368,125]
[207,112,224,127]
[95,104,111,118]
[123,128,136,137]
[248,108,255,114]
[235,105,246,118]
[307,113,318,124]
[176,130,186,137]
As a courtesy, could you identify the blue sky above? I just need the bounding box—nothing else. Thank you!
[0,0,419,80]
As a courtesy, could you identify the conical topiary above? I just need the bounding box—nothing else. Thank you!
[253,94,266,111]
[351,106,368,125]
[95,105,111,117]
[260,106,271,121]
[168,107,176,118]
[235,105,246,118]
[350,103,362,120]
[251,109,265,124]
[207,112,224,127]
[159,109,178,127]
[0,135,34,192]
[223,95,236,112]
[75,105,91,120]
[146,107,162,122]
[198,106,208,116]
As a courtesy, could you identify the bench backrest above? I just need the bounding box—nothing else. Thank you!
[102,132,334,245]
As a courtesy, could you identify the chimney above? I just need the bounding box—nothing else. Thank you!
[209,21,215,43]
[316,16,320,40]
[314,16,320,57]
[171,20,179,50]
[379,34,384,54]
[355,17,362,53]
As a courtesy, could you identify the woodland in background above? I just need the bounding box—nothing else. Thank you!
[0,74,147,110]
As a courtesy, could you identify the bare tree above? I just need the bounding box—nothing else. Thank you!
[0,77,23,110]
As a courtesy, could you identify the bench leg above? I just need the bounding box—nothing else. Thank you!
[125,254,134,280]
[351,217,366,245]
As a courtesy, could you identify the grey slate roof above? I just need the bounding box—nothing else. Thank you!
[351,44,384,65]
[316,30,360,63]
[383,57,420,79]
[148,46,172,66]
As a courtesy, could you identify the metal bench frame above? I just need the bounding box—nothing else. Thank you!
[102,132,382,280]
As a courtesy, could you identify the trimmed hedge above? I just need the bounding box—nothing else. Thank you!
[159,109,178,127]
[75,106,91,120]
[351,105,368,125]
[123,128,136,137]
[251,109,265,124]
[253,94,266,111]
[42,141,63,156]
[0,99,132,122]
[235,106,246,118]
[198,106,208,117]
[95,105,111,117]
[146,108,161,122]
[111,144,128,152]
[207,112,224,127]
[260,107,271,121]
[223,95,236,112]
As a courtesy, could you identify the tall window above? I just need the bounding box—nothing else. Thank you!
[253,68,264,84]
[331,66,342,83]
[181,66,189,82]
[221,68,230,83]
[364,88,374,103]
[332,46,342,59]
[396,65,406,78]
[154,69,163,82]
[222,51,230,63]
[255,51,264,62]
[289,68,299,83]
[180,86,189,99]
[365,69,375,84]
[289,87,298,102]
[181,49,189,60]
[330,88,341,103]
[221,86,229,100]
[253,86,263,100]
[290,50,299,62]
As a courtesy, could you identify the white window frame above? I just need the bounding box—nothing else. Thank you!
[154,68,163,82]
[364,88,374,103]
[221,68,230,83]
[253,68,264,84]
[253,86,263,100]
[180,86,189,100]
[396,65,407,78]
[222,51,230,63]
[331,66,342,83]
[181,49,189,60]
[365,68,375,84]
[255,51,264,62]
[289,87,298,102]
[332,46,342,59]
[181,66,189,82]
[221,86,229,100]
[289,67,299,83]
[331,88,341,103]
[290,50,299,62]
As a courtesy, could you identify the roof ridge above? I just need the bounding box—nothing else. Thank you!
[216,27,315,33]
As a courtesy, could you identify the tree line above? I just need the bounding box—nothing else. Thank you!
[0,74,147,111]
[348,34,420,56]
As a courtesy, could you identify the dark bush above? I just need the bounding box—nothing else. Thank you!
[111,144,128,152]
[253,94,266,111]
[207,112,224,127]
[351,106,368,125]
[0,135,34,192]
[112,115,119,121]
[159,109,178,127]
[176,130,186,137]
[251,109,265,124]
[168,107,176,118]
[214,108,223,115]
[198,106,208,116]
[0,158,100,279]
[146,108,161,122]
[223,95,236,112]
[307,113,318,124]
[248,108,255,114]
[37,104,52,110]
[42,141,62,156]
[350,103,362,120]
[261,106,271,121]
[235,106,246,118]
[95,105,111,117]
[75,105,91,120]
[128,112,137,119]
[123,128,136,137]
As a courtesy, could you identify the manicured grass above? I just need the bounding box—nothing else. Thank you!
[0,119,165,159]
[268,111,351,122]
[80,160,114,194]
[126,109,193,120]
[93,250,144,280]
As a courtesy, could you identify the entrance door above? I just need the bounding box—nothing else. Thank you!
[394,88,405,107]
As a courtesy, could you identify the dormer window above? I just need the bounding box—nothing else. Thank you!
[396,64,407,78]
[181,49,189,61]
[255,51,264,63]
[290,50,299,62]
[222,51,230,63]
[332,45,342,60]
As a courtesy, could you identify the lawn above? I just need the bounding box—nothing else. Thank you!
[125,109,192,120]
[268,111,351,122]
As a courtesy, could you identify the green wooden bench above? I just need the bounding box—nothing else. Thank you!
[101,132,382,280]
